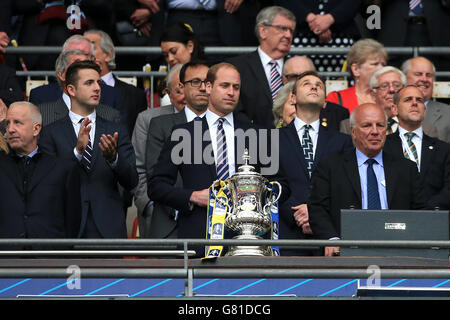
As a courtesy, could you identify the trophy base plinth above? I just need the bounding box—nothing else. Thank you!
[225,235,273,257]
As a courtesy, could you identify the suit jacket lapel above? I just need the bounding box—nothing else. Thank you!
[284,122,311,178]
[343,150,362,203]
[314,125,330,171]
[92,116,106,168]
[420,134,434,175]
[28,154,55,192]
[55,98,69,119]
[0,155,23,194]
[199,116,217,180]
[249,51,272,105]
[382,151,398,208]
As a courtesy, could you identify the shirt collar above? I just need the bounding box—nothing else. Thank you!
[69,110,97,126]
[398,125,423,140]
[62,93,71,110]
[356,148,384,168]
[294,117,320,133]
[257,46,284,70]
[101,72,115,87]
[205,108,234,127]
[15,146,39,158]
[184,106,206,122]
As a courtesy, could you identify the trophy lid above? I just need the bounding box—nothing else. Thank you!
[234,149,262,176]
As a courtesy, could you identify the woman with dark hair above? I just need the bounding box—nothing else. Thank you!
[160,22,206,67]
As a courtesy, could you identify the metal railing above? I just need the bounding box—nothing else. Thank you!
[0,238,448,297]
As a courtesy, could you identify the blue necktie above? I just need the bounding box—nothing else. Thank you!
[216,118,229,181]
[366,158,381,210]
[79,118,93,171]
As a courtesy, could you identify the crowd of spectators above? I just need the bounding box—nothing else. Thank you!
[0,1,449,257]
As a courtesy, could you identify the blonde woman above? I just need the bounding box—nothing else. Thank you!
[272,81,296,128]
[326,39,387,114]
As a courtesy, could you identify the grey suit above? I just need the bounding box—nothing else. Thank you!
[131,105,178,237]
[144,111,187,238]
[424,100,450,143]
[37,98,121,127]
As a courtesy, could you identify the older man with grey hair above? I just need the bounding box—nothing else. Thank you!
[368,65,438,137]
[0,101,81,240]
[132,63,185,238]
[229,6,296,128]
[29,35,124,124]
[84,29,147,136]
[401,56,450,143]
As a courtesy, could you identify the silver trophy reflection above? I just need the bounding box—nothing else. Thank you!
[212,149,281,256]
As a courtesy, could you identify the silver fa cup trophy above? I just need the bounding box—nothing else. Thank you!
[212,149,281,256]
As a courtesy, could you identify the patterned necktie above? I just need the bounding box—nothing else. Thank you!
[216,118,229,181]
[404,132,419,165]
[386,118,396,135]
[409,0,423,15]
[366,158,381,210]
[269,60,283,100]
[301,124,314,178]
[79,118,93,171]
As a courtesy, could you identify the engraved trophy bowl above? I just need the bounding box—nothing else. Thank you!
[212,149,281,256]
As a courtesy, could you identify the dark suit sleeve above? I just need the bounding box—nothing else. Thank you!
[0,65,24,106]
[112,123,139,191]
[148,134,195,212]
[63,161,82,238]
[307,157,340,239]
[425,143,450,210]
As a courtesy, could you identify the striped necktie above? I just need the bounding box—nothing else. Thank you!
[301,124,314,178]
[269,60,283,100]
[366,158,381,210]
[404,132,419,165]
[409,0,423,15]
[79,118,93,171]
[216,118,229,181]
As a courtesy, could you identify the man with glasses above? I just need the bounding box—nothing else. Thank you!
[282,55,349,131]
[368,66,437,137]
[384,85,450,210]
[228,6,296,129]
[143,60,209,239]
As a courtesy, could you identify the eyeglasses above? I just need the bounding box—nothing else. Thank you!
[374,82,404,92]
[183,78,207,88]
[265,24,295,35]
[283,73,302,82]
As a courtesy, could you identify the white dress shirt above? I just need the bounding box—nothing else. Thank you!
[258,46,284,87]
[101,72,116,87]
[294,117,320,158]
[205,109,236,177]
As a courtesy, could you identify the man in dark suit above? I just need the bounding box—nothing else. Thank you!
[35,49,121,127]
[132,64,185,238]
[149,62,269,256]
[29,34,125,121]
[39,61,138,238]
[84,29,147,137]
[275,71,353,256]
[384,85,450,210]
[228,6,296,129]
[143,61,209,239]
[282,56,349,130]
[0,101,81,242]
[308,103,426,256]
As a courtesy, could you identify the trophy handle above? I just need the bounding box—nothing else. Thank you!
[263,181,282,213]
